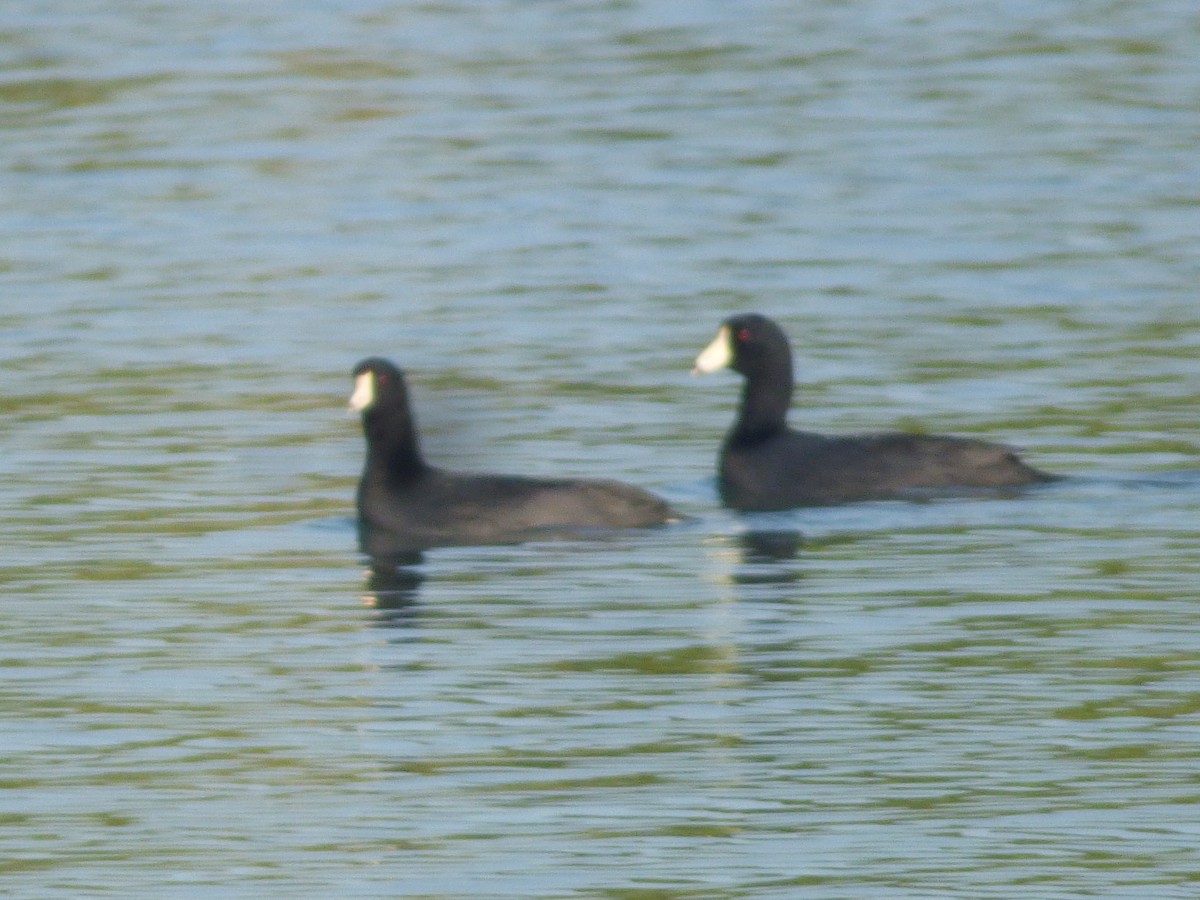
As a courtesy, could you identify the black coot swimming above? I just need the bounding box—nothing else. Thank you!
[692,314,1056,511]
[351,357,675,548]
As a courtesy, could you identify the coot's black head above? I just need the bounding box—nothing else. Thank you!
[350,357,425,474]
[693,314,795,441]
[350,357,409,412]
[693,313,792,382]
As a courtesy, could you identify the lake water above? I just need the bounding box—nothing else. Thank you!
[3,1,1200,896]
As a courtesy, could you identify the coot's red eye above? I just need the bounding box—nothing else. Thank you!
[377,374,389,385]
[737,328,752,342]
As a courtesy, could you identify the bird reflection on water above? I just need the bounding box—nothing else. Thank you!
[361,548,426,627]
[359,526,808,625]
[731,529,806,588]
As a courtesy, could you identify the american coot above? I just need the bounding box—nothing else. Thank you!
[351,357,676,549]
[692,314,1056,511]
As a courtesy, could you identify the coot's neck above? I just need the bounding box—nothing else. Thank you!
[731,361,793,444]
[362,403,427,484]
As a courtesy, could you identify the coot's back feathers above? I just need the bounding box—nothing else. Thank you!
[694,314,1056,511]
[351,358,674,549]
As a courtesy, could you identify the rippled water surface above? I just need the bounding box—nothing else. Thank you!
[4,1,1200,896]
